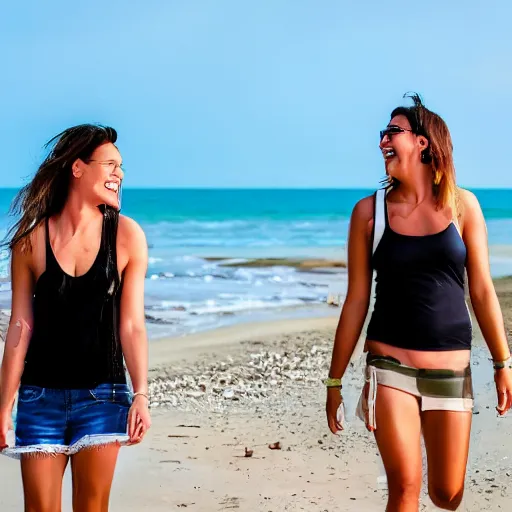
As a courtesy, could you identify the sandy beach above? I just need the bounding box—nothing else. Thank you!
[2,1,512,509]
[1,281,512,511]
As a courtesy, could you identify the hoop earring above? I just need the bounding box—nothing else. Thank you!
[421,149,432,164]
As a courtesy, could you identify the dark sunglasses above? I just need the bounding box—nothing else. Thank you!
[380,126,413,142]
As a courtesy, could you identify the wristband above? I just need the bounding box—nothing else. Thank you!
[493,357,512,370]
[323,378,342,388]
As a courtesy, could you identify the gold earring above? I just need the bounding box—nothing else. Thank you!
[433,171,441,186]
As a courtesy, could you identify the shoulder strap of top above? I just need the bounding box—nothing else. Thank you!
[350,189,385,362]
[372,188,386,255]
[44,217,57,270]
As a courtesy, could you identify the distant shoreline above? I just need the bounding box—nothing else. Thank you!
[204,256,346,270]
[4,186,512,191]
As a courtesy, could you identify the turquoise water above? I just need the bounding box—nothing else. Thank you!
[3,188,512,251]
[1,188,512,337]
[4,188,512,221]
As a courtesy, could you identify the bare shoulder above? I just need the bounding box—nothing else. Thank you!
[118,215,148,260]
[12,220,46,277]
[352,194,375,221]
[118,215,145,240]
[457,188,483,224]
[455,188,487,242]
[457,188,481,210]
[351,193,376,238]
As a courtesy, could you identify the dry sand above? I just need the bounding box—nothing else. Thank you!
[1,287,512,510]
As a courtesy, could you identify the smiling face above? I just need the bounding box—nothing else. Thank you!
[379,114,429,182]
[72,142,124,209]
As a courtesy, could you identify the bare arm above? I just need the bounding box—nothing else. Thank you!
[462,190,510,361]
[0,246,34,413]
[328,197,373,380]
[119,218,149,396]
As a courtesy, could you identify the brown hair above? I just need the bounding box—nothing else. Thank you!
[4,124,118,252]
[387,93,458,214]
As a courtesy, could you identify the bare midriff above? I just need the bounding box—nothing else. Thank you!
[366,339,471,371]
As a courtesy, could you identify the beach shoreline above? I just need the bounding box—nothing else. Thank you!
[128,282,512,512]
[1,279,512,510]
[2,247,512,340]
[107,273,512,511]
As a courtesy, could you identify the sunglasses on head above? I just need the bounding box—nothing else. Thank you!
[380,125,414,142]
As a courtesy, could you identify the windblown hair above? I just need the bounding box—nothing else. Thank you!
[4,124,119,252]
[385,93,458,213]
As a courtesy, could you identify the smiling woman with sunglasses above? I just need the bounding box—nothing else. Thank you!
[326,94,512,511]
[0,125,150,511]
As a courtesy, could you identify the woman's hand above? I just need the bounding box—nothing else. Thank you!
[495,368,512,416]
[0,408,14,451]
[326,387,344,434]
[127,395,151,445]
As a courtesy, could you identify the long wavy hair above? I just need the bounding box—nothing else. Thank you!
[5,124,119,253]
[383,93,458,213]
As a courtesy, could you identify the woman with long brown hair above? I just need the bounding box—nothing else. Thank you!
[325,94,512,511]
[0,125,151,511]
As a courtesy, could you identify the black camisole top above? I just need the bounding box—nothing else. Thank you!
[21,208,126,388]
[366,198,473,351]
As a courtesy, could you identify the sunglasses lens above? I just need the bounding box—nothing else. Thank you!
[380,129,392,141]
[380,126,406,141]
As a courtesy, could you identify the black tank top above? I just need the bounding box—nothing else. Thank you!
[367,197,472,351]
[21,208,126,388]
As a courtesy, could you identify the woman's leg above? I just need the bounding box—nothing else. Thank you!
[70,444,121,512]
[21,454,69,512]
[373,385,423,512]
[421,410,472,511]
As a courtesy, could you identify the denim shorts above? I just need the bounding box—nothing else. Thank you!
[2,383,132,459]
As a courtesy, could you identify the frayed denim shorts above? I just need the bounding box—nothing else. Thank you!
[2,383,132,459]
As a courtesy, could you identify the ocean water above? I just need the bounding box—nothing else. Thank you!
[1,188,512,338]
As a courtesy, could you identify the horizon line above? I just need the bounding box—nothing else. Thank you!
[1,186,512,191]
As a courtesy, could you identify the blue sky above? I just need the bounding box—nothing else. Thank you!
[1,1,511,188]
